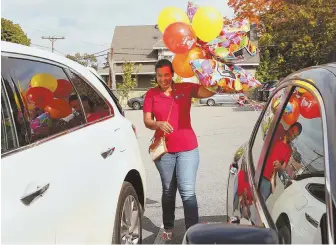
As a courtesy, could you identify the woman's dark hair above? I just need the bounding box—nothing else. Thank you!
[155,59,174,73]
[288,122,303,135]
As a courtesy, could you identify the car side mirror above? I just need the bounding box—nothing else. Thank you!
[183,223,279,244]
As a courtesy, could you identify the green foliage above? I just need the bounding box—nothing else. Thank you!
[117,62,141,99]
[256,0,336,81]
[1,18,31,46]
[66,53,98,70]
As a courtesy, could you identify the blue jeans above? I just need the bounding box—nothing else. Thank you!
[260,176,272,202]
[155,148,200,230]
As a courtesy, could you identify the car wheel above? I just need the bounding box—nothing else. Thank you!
[112,181,142,244]
[207,99,215,106]
[278,225,291,244]
[132,102,141,110]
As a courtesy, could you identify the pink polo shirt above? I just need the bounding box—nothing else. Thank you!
[143,82,200,153]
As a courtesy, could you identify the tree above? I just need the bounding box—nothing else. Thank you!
[117,62,141,100]
[66,53,98,70]
[256,0,336,81]
[1,18,31,46]
[227,0,284,24]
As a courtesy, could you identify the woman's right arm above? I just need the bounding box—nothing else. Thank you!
[143,112,173,133]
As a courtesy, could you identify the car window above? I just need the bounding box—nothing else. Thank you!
[258,86,327,243]
[67,71,113,122]
[1,82,18,153]
[251,87,288,169]
[1,57,85,145]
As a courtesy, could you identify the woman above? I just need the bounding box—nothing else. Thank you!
[143,59,214,240]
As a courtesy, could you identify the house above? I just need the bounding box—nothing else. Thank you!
[98,24,260,91]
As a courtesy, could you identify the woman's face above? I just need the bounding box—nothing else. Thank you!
[156,66,173,90]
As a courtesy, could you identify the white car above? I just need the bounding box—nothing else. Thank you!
[1,41,146,244]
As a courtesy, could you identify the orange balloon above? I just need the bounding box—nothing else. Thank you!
[241,84,249,92]
[172,47,207,78]
[282,97,300,125]
[44,98,72,119]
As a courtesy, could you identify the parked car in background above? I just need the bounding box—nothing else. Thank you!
[183,63,336,244]
[199,93,240,106]
[127,93,145,110]
[256,82,268,101]
[256,80,278,102]
[1,41,146,244]
[262,80,278,101]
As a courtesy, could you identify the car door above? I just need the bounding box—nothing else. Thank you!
[1,55,91,244]
[226,86,290,226]
[55,70,136,243]
[255,79,332,244]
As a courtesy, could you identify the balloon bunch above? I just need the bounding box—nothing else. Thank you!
[157,1,260,93]
[15,73,75,135]
[25,73,73,120]
[271,83,321,126]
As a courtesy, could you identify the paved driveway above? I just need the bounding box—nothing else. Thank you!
[125,105,260,244]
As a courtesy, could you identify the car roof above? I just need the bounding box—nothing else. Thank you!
[1,41,98,85]
[1,41,121,114]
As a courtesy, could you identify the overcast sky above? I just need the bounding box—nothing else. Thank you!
[2,0,234,65]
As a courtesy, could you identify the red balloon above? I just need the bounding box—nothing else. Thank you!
[282,97,300,125]
[163,22,197,54]
[26,87,53,108]
[54,79,73,98]
[299,92,321,119]
[44,98,72,119]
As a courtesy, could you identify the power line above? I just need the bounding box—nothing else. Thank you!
[90,49,110,55]
[31,43,66,55]
[22,25,109,47]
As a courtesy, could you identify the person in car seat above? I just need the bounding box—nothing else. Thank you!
[260,122,302,201]
[69,94,101,122]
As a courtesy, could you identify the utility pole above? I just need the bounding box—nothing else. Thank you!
[41,36,65,53]
[108,47,116,90]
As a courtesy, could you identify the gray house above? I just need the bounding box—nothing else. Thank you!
[98,24,260,90]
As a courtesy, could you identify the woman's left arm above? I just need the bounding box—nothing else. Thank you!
[197,85,216,98]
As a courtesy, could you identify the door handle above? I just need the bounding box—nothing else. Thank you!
[21,183,50,206]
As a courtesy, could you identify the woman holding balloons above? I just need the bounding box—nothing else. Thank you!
[143,59,214,240]
[143,4,225,240]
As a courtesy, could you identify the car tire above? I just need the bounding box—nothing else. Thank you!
[207,99,215,106]
[132,102,141,110]
[112,181,142,244]
[278,225,291,244]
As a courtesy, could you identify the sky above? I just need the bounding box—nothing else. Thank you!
[1,0,234,66]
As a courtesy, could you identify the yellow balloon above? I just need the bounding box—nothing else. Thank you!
[192,7,223,42]
[157,7,190,33]
[30,73,58,92]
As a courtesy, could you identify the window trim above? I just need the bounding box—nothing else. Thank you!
[244,82,293,230]
[1,79,19,150]
[248,82,293,178]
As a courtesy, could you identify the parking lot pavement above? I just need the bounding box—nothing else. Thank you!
[125,105,260,244]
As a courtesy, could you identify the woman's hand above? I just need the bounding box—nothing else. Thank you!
[156,121,173,134]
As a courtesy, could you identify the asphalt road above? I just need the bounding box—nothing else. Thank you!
[125,105,260,244]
